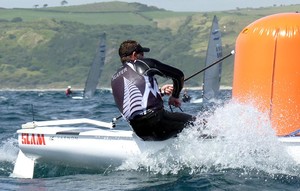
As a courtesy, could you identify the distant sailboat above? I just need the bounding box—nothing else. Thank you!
[72,33,106,99]
[190,15,223,104]
[202,15,223,103]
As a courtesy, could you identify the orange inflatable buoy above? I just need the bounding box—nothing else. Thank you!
[232,13,300,136]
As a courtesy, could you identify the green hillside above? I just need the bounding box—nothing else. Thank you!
[0,2,299,89]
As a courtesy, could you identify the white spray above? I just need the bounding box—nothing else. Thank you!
[119,101,299,176]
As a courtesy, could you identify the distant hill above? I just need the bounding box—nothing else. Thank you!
[0,2,299,89]
[47,1,167,12]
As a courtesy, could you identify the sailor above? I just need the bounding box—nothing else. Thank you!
[182,89,191,103]
[111,40,195,141]
[65,86,72,97]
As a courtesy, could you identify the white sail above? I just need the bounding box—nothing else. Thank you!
[83,33,106,98]
[202,15,222,103]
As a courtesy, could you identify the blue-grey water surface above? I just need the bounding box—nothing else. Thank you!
[1,89,300,191]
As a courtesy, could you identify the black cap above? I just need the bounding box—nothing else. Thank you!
[119,40,150,58]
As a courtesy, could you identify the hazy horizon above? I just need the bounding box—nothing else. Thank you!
[1,0,300,12]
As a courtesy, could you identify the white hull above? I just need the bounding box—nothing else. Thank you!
[191,98,203,104]
[71,96,84,100]
[12,118,300,179]
[12,118,173,178]
[278,137,300,164]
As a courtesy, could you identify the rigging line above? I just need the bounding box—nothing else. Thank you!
[184,50,235,82]
[168,105,183,112]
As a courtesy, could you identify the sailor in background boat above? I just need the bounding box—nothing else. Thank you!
[65,86,73,97]
[182,89,191,103]
[111,40,195,141]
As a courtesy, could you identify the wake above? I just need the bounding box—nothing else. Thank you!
[0,138,19,162]
[119,101,300,176]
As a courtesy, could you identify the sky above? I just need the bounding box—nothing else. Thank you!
[1,0,300,12]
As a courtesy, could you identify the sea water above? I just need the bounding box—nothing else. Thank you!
[0,89,300,190]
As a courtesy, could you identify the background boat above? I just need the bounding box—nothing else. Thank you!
[72,33,107,99]
[191,15,223,104]
[202,15,223,103]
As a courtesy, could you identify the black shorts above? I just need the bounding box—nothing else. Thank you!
[130,109,194,141]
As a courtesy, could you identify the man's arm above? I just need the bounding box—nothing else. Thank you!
[137,58,184,98]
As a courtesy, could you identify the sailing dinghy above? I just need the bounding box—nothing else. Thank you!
[202,15,223,103]
[12,118,174,179]
[192,15,223,104]
[72,33,106,99]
